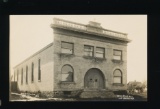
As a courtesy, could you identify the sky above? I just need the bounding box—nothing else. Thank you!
[10,15,147,83]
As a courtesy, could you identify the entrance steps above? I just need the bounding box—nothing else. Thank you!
[79,89,116,98]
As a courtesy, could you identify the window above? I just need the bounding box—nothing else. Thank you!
[113,50,122,60]
[61,42,73,54]
[38,59,41,81]
[113,70,122,84]
[84,45,94,57]
[61,65,73,82]
[21,68,23,84]
[17,69,19,82]
[26,66,28,84]
[31,63,34,82]
[96,47,105,58]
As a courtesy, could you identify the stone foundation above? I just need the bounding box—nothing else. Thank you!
[19,90,118,98]
[53,89,83,98]
[79,90,116,98]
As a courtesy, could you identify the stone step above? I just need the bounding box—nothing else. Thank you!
[79,91,116,98]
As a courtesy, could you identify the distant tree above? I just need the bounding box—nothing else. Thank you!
[127,80,146,93]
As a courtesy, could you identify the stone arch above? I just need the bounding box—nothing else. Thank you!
[84,68,105,89]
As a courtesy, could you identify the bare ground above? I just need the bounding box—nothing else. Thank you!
[10,92,147,101]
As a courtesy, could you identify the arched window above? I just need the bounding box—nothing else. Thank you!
[61,65,74,82]
[113,69,122,84]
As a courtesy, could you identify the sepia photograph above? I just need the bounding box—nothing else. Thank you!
[9,15,147,101]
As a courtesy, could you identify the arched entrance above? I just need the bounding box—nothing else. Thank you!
[84,68,105,89]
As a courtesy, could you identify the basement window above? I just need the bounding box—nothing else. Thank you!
[63,91,71,95]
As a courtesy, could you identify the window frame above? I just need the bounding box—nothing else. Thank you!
[84,45,94,57]
[95,47,105,58]
[113,69,122,84]
[26,66,28,84]
[113,49,122,61]
[38,58,41,81]
[21,68,23,85]
[61,64,74,82]
[31,62,34,83]
[17,69,19,82]
[61,41,74,54]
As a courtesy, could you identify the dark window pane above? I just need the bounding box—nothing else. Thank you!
[26,66,28,84]
[38,59,41,81]
[21,68,23,84]
[17,70,19,82]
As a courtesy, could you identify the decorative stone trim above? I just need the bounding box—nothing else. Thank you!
[59,53,75,57]
[112,59,123,64]
[83,56,106,62]
[95,57,106,61]
[59,81,76,84]
[83,56,94,59]
[112,83,124,86]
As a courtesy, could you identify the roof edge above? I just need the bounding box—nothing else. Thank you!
[13,42,53,69]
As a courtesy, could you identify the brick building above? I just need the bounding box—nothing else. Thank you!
[13,18,131,98]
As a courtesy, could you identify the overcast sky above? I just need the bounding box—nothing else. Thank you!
[10,15,147,82]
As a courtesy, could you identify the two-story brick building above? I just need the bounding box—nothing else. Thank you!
[13,18,131,98]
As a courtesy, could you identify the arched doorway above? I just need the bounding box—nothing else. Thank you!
[84,68,105,89]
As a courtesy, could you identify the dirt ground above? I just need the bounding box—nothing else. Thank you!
[10,92,147,101]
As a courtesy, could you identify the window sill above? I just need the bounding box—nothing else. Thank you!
[83,56,94,59]
[113,83,124,86]
[60,53,75,57]
[112,59,123,63]
[95,57,106,61]
[83,56,106,61]
[59,81,76,84]
[38,80,41,82]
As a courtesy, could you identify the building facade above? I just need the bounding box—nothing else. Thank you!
[13,18,131,97]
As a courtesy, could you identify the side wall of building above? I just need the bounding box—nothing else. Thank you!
[14,44,54,93]
[53,29,127,92]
